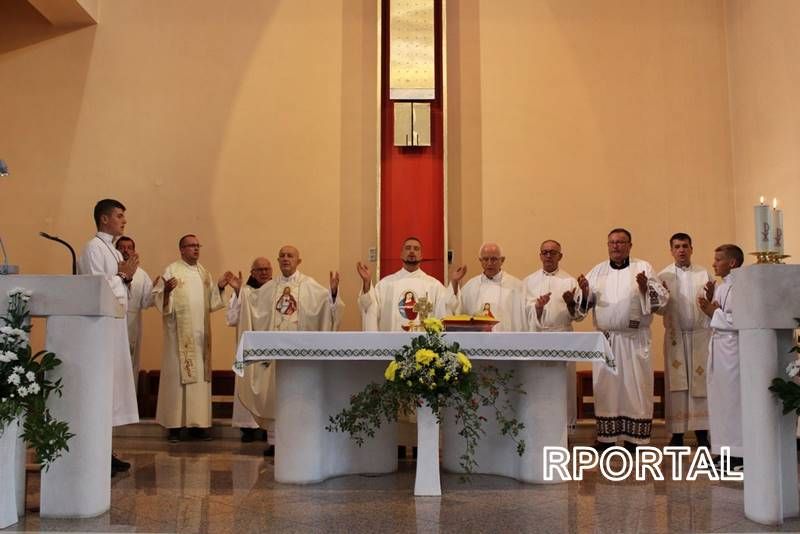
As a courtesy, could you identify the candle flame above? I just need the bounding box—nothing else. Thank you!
[760,196,764,204]
[773,198,778,209]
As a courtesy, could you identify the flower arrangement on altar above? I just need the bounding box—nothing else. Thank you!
[326,316,526,474]
[768,318,800,415]
[0,288,73,469]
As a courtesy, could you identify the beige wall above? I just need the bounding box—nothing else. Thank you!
[725,0,800,258]
[4,0,797,375]
[1,0,378,370]
[448,0,736,371]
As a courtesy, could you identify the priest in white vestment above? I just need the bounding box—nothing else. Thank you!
[699,244,745,468]
[357,237,454,331]
[225,257,272,441]
[152,234,226,441]
[77,199,140,474]
[522,239,584,432]
[451,242,523,331]
[233,245,343,429]
[580,228,669,448]
[116,236,155,389]
[656,233,711,448]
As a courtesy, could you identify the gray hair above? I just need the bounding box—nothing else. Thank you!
[478,242,504,258]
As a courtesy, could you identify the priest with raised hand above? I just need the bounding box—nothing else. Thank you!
[656,233,711,449]
[357,236,454,331]
[451,242,522,331]
[152,234,228,443]
[115,235,155,389]
[231,245,343,434]
[522,239,584,433]
[225,257,272,444]
[579,228,669,451]
[78,198,140,476]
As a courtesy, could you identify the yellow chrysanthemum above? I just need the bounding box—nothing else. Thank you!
[422,317,444,334]
[384,360,399,381]
[415,348,438,366]
[456,352,472,373]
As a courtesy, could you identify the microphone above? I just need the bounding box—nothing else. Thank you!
[39,232,77,275]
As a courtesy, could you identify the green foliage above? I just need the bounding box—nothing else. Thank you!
[327,320,526,477]
[0,289,74,469]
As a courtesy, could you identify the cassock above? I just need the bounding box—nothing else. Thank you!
[584,258,669,444]
[455,271,523,331]
[226,288,260,430]
[236,271,343,426]
[657,264,711,434]
[152,260,224,429]
[127,266,154,388]
[359,268,453,331]
[77,232,139,427]
[522,268,583,431]
[707,272,742,456]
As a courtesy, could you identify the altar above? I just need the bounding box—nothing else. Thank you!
[234,331,614,491]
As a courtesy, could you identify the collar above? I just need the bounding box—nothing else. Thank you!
[674,263,691,271]
[96,231,114,244]
[179,259,200,269]
[278,271,299,284]
[609,257,631,270]
[542,268,559,277]
[481,271,503,283]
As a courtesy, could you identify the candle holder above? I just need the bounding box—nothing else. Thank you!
[749,252,791,264]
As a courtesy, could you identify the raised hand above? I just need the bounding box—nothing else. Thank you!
[704,280,715,302]
[229,271,243,295]
[636,271,648,295]
[577,274,589,300]
[118,252,139,279]
[356,261,372,293]
[217,271,234,290]
[450,264,468,287]
[330,270,340,296]
[535,292,552,320]
[562,289,576,306]
[698,296,719,318]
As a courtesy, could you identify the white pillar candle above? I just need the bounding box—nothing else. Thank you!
[772,198,784,255]
[754,197,771,252]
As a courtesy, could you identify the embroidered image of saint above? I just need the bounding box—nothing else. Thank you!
[276,286,298,316]
[398,290,418,320]
[479,302,495,318]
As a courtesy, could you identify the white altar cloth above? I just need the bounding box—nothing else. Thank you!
[233,331,614,486]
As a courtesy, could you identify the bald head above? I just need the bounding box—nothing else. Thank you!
[249,257,273,286]
[277,245,302,277]
[478,242,505,278]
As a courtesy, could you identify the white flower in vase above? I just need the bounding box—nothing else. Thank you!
[7,373,20,385]
[786,359,800,379]
[25,371,36,382]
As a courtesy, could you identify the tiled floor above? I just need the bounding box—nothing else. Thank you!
[5,435,800,533]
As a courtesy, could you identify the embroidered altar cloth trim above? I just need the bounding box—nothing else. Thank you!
[234,331,615,375]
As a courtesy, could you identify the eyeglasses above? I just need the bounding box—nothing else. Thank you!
[181,244,202,249]
[607,241,630,246]
[479,257,503,263]
[540,250,560,256]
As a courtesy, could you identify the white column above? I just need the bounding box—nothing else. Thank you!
[40,316,113,518]
[739,328,799,524]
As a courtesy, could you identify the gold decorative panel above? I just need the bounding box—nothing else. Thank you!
[389,0,435,100]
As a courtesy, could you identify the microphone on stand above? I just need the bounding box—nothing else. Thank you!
[39,232,77,275]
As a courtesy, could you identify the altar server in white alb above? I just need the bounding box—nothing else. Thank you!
[115,235,155,389]
[357,237,454,331]
[579,228,669,449]
[450,242,523,331]
[522,239,584,432]
[698,244,744,470]
[656,233,711,448]
[152,234,227,442]
[77,198,140,474]
[224,257,272,443]
[232,245,343,429]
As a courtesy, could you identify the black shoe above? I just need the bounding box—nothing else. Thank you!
[694,430,710,449]
[398,445,407,459]
[412,446,418,459]
[200,428,213,441]
[188,427,213,441]
[593,441,612,452]
[623,441,638,454]
[168,428,181,443]
[668,433,684,447]
[263,445,275,457]
[111,465,118,478]
[111,454,131,472]
[241,428,257,443]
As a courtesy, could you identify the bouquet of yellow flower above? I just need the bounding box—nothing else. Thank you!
[327,317,525,475]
